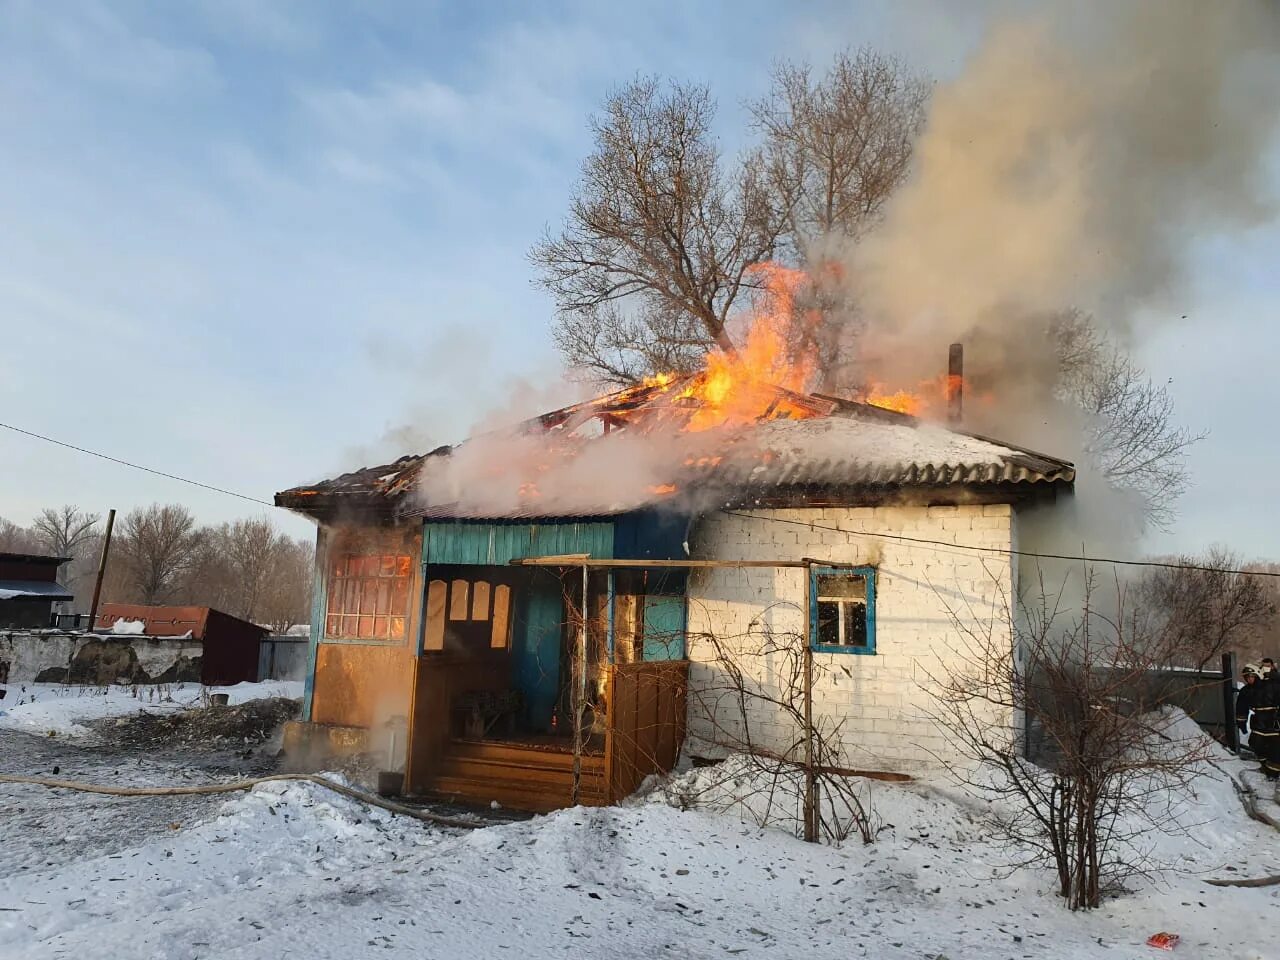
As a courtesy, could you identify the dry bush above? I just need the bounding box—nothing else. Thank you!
[922,568,1215,910]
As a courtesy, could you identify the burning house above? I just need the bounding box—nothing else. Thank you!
[277,295,1074,811]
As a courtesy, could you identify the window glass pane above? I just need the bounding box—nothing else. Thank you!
[472,581,491,621]
[396,555,413,578]
[346,556,363,577]
[490,584,511,648]
[391,579,409,616]
[358,615,375,638]
[390,616,406,640]
[373,616,388,638]
[449,580,470,620]
[326,579,344,616]
[425,580,447,651]
[376,580,391,616]
[817,574,865,601]
[326,615,341,637]
[816,602,842,646]
[361,580,378,615]
[843,602,868,647]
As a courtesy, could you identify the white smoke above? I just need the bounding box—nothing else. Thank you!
[848,0,1280,387]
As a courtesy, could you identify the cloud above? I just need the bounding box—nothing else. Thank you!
[0,0,220,98]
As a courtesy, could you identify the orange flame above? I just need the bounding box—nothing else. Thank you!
[643,262,820,432]
[630,260,975,430]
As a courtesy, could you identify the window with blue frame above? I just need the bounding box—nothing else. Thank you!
[810,566,876,654]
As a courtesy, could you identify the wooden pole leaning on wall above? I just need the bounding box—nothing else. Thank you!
[571,562,588,805]
[1223,651,1239,754]
[86,508,116,632]
[802,560,818,843]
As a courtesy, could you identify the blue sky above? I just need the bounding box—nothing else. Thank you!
[1,1,1276,557]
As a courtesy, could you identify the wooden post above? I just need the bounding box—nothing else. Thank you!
[1223,651,1239,754]
[802,561,817,843]
[572,563,588,805]
[87,508,116,632]
[947,343,964,425]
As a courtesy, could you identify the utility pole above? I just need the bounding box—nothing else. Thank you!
[87,508,116,632]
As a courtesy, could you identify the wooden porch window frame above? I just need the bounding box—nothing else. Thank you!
[321,528,418,645]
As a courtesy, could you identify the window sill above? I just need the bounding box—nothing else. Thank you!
[319,636,409,647]
[810,644,876,656]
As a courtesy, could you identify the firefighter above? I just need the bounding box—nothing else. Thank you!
[1236,664,1280,780]
[1261,657,1277,681]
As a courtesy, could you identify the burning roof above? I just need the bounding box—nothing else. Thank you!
[275,374,1074,522]
[277,262,1071,522]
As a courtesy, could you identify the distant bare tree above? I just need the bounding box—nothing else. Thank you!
[114,504,203,605]
[0,517,38,553]
[1053,312,1204,528]
[1133,547,1276,670]
[258,537,315,633]
[532,77,786,384]
[31,505,100,591]
[215,517,281,622]
[752,48,929,256]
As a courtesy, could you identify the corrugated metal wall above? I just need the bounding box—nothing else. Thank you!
[423,522,616,565]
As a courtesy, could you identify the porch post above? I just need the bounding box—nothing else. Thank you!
[572,562,588,805]
[802,561,817,843]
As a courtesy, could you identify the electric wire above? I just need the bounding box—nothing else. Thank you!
[4,417,1277,578]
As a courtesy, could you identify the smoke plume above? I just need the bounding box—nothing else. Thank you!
[848,0,1280,389]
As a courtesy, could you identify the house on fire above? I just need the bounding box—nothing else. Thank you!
[276,372,1074,812]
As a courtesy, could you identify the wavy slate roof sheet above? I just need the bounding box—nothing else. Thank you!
[276,385,1073,519]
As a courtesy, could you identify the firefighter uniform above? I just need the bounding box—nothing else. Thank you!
[1237,665,1280,779]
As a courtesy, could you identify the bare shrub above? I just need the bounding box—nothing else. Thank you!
[922,569,1215,910]
[681,601,876,845]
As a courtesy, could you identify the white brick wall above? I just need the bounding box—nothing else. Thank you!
[684,504,1015,772]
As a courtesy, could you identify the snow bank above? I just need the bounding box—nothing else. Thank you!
[0,680,303,737]
[108,618,146,635]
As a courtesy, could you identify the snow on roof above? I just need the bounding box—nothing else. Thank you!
[0,580,74,602]
[276,384,1073,520]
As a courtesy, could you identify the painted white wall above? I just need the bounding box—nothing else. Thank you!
[684,504,1016,772]
[0,632,204,684]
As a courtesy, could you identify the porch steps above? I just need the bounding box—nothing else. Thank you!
[421,741,608,812]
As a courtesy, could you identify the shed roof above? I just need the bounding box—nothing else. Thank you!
[0,552,71,566]
[0,580,74,601]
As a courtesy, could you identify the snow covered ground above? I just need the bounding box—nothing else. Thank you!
[0,681,304,737]
[0,703,1276,959]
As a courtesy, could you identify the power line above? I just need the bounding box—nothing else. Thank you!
[720,510,1280,579]
[3,416,1274,579]
[0,420,276,508]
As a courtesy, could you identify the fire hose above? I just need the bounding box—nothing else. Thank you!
[0,772,481,830]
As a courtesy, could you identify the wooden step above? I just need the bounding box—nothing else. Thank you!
[448,738,604,771]
[423,774,609,814]
[437,754,606,790]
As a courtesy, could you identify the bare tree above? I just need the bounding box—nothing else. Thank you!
[923,569,1215,910]
[1053,312,1204,529]
[532,77,786,384]
[214,517,282,622]
[0,517,38,553]
[1132,547,1276,670]
[114,504,203,605]
[752,48,929,256]
[31,505,100,592]
[257,536,315,634]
